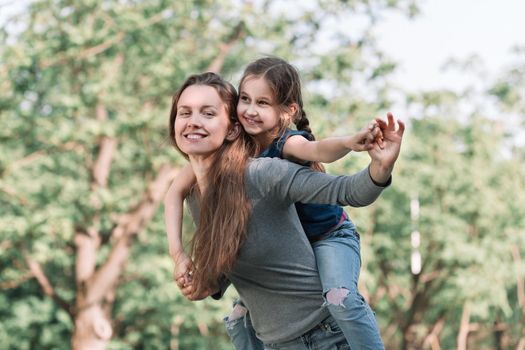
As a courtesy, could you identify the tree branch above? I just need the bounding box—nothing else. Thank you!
[75,228,101,284]
[39,8,170,69]
[90,103,118,188]
[0,271,32,289]
[517,337,525,350]
[422,314,445,350]
[83,164,177,306]
[74,105,114,293]
[92,137,118,188]
[24,254,73,316]
[206,22,246,73]
[6,150,47,174]
[401,259,446,348]
[41,32,125,69]
[457,302,470,350]
[419,269,444,284]
[0,185,30,206]
[512,244,525,316]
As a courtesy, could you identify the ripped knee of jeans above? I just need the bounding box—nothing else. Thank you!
[325,287,350,307]
[228,302,248,321]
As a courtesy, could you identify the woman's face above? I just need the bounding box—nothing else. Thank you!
[174,85,232,159]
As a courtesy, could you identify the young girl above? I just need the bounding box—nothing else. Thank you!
[165,57,386,349]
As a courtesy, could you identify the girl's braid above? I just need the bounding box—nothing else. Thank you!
[295,109,316,140]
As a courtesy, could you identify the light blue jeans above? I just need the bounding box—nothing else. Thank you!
[225,309,348,349]
[263,316,349,350]
[224,300,264,350]
[224,221,384,350]
[311,220,384,350]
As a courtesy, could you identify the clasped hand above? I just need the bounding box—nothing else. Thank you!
[173,253,215,301]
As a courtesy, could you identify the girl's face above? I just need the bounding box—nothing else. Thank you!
[174,85,232,160]
[237,76,283,147]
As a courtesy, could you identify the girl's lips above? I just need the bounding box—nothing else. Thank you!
[243,116,260,125]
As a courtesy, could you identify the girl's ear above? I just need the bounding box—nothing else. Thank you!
[287,103,299,121]
[226,122,241,141]
[289,103,299,116]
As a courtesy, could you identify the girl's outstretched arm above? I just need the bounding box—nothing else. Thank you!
[282,120,382,164]
[164,163,196,284]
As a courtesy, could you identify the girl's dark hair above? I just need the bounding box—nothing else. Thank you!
[168,72,258,295]
[239,57,324,171]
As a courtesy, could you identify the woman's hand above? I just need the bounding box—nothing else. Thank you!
[368,112,405,184]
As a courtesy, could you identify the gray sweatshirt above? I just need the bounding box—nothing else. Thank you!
[188,157,388,343]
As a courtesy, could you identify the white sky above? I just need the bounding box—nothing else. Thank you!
[2,0,523,93]
[375,0,525,91]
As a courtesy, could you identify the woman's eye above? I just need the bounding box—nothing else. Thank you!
[203,111,215,117]
[240,95,249,102]
[178,112,190,117]
[258,100,269,105]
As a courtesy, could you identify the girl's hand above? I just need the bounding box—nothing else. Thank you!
[348,120,384,152]
[172,251,193,287]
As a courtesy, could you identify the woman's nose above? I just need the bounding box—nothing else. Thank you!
[187,113,203,127]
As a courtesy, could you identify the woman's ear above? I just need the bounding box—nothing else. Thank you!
[226,122,241,141]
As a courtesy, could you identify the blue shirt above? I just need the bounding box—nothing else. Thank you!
[258,129,349,237]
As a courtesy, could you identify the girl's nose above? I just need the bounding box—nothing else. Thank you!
[246,104,257,116]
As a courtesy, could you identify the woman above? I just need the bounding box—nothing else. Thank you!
[168,72,404,349]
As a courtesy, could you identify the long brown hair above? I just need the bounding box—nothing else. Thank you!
[239,56,324,171]
[168,72,258,295]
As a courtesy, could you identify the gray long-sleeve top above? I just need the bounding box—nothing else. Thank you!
[188,157,389,343]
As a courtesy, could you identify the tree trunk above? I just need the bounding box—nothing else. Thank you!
[70,164,176,349]
[67,30,235,348]
[72,305,113,350]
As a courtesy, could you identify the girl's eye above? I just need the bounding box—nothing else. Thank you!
[258,100,269,105]
[240,95,249,102]
[178,111,190,118]
[203,111,215,118]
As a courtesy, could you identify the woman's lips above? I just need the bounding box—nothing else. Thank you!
[184,133,207,139]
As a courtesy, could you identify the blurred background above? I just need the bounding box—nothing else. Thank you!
[1,0,524,349]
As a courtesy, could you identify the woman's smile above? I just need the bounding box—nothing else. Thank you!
[184,132,207,140]
[174,85,232,159]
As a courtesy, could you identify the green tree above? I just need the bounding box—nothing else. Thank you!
[0,0,416,349]
[360,78,525,348]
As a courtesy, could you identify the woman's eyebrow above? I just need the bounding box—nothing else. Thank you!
[177,104,217,109]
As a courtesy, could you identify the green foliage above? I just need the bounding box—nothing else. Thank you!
[366,89,525,347]
[1,0,524,349]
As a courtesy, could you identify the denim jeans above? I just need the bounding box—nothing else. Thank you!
[223,221,384,350]
[223,304,349,350]
[224,300,264,350]
[311,221,385,350]
[263,316,349,350]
